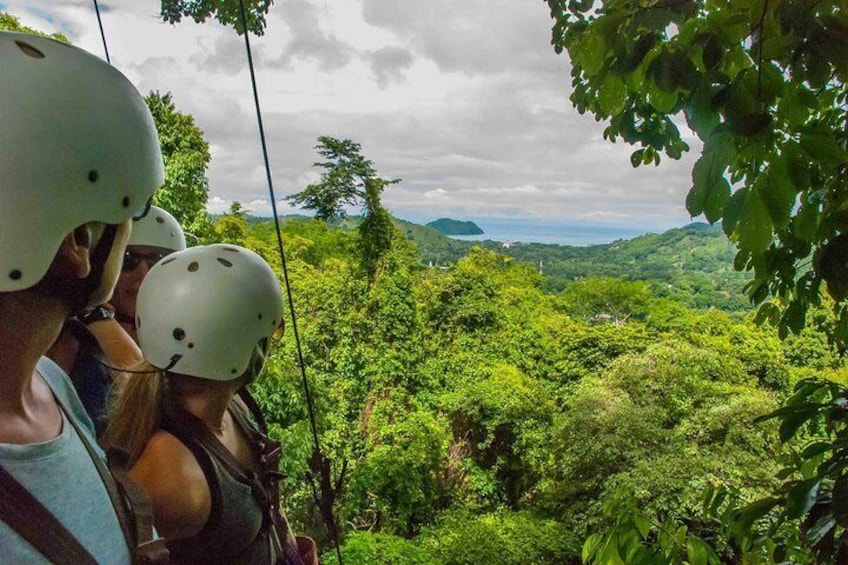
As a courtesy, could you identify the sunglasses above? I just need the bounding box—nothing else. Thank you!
[122,250,168,271]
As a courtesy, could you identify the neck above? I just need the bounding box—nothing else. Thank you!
[0,290,68,412]
[178,377,241,434]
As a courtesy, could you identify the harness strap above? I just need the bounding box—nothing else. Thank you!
[55,390,168,564]
[0,464,98,564]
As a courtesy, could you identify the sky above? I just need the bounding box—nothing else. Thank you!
[3,0,701,231]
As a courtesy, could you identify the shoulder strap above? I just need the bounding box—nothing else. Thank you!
[160,413,226,535]
[0,464,98,564]
[54,388,169,564]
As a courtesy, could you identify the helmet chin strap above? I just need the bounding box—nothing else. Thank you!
[32,224,119,314]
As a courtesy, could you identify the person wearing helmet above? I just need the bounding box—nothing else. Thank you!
[105,244,315,564]
[48,206,186,434]
[0,31,163,564]
[112,205,187,340]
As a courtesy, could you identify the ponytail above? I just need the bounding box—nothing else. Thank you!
[103,362,165,465]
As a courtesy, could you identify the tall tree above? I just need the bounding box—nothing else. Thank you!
[546,0,848,344]
[145,91,212,244]
[288,136,400,280]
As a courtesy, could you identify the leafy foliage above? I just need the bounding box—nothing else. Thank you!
[546,0,848,344]
[159,0,272,35]
[0,12,68,40]
[287,136,402,280]
[145,91,213,244]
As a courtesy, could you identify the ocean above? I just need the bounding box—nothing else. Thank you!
[440,217,657,247]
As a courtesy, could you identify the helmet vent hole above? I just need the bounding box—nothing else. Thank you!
[258,313,263,320]
[160,257,177,266]
[15,41,44,59]
[122,196,130,208]
[173,328,186,341]
[231,368,237,375]
[222,247,240,253]
[216,258,233,268]
[88,170,99,183]
[188,342,194,349]
[9,270,22,280]
[155,216,165,224]
[136,316,141,328]
[188,261,199,272]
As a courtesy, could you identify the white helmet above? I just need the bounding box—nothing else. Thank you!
[136,244,284,381]
[129,206,186,252]
[0,32,164,291]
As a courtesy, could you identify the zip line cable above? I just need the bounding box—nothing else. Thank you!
[90,3,343,561]
[234,4,343,561]
[91,0,110,64]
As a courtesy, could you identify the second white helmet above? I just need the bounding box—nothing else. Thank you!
[128,206,186,252]
[136,244,284,381]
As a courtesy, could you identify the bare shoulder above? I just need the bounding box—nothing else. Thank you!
[129,430,211,539]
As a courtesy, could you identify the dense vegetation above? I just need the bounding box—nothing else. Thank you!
[202,207,841,564]
[8,4,847,560]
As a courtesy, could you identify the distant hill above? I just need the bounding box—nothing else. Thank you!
[245,214,749,313]
[426,218,484,235]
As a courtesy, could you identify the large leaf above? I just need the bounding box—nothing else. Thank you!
[581,31,608,75]
[786,477,822,519]
[736,190,773,253]
[758,158,797,228]
[599,73,628,115]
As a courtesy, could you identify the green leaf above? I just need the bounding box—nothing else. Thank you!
[704,177,731,224]
[734,497,780,535]
[630,148,646,168]
[686,538,708,565]
[723,188,747,237]
[786,477,822,519]
[800,133,848,169]
[583,533,602,563]
[688,138,733,220]
[778,405,818,442]
[599,73,628,115]
[792,201,819,242]
[736,190,773,253]
[758,158,797,228]
[805,513,836,545]
[648,85,678,112]
[635,514,651,539]
[581,31,607,75]
[802,441,832,459]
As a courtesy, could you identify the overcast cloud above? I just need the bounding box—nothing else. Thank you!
[3,0,699,230]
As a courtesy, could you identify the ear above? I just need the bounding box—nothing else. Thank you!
[53,225,94,280]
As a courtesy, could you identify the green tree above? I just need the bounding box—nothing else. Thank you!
[213,201,249,245]
[0,12,68,40]
[159,0,272,35]
[546,0,848,342]
[145,91,212,244]
[287,136,401,280]
[563,276,652,324]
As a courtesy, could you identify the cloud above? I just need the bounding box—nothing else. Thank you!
[366,46,414,88]
[6,0,699,237]
[361,0,557,76]
[265,0,355,72]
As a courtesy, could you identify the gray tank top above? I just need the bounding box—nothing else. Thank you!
[163,409,277,564]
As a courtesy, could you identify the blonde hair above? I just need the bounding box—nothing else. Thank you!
[103,361,166,465]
